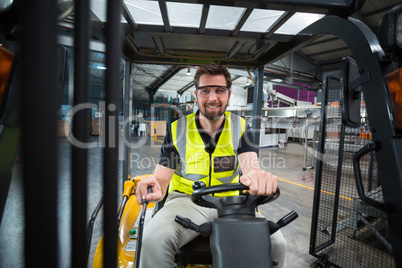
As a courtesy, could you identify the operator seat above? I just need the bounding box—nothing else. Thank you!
[152,190,213,266]
[175,236,212,266]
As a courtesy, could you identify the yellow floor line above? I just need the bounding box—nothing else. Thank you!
[278,178,353,201]
[152,138,164,142]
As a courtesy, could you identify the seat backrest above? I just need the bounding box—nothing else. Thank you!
[175,236,212,266]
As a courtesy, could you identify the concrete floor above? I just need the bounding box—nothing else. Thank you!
[0,135,319,268]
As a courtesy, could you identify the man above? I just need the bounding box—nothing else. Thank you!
[136,63,287,267]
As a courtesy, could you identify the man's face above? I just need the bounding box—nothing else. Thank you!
[194,74,231,122]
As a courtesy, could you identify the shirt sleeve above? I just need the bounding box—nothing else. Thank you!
[237,123,259,155]
[158,125,180,170]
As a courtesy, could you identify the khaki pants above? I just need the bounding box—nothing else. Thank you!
[140,191,287,268]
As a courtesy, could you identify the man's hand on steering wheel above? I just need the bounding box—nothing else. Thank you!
[239,169,278,196]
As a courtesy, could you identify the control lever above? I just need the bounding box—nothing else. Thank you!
[268,210,298,235]
[175,215,212,236]
[134,186,153,268]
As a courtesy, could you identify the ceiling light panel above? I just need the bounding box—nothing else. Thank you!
[124,0,163,25]
[275,12,324,35]
[167,2,203,28]
[205,5,245,30]
[241,9,285,33]
[90,0,106,21]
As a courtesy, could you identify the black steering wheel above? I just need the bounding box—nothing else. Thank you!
[191,182,280,218]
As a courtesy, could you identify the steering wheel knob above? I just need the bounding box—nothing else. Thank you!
[192,180,206,191]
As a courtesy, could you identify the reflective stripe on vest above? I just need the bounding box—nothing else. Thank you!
[169,111,246,196]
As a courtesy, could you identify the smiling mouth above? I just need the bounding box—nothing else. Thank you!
[206,104,220,109]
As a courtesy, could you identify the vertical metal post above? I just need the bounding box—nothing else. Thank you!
[72,0,89,267]
[169,97,172,125]
[252,65,264,155]
[123,60,132,187]
[302,116,309,178]
[310,76,329,254]
[103,0,122,266]
[330,123,346,242]
[68,54,75,105]
[289,52,294,84]
[21,1,59,266]
[149,91,154,104]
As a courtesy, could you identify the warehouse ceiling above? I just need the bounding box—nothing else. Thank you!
[59,0,402,101]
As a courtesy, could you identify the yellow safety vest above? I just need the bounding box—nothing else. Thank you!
[169,111,246,197]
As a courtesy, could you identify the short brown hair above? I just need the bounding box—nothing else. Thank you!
[194,63,232,89]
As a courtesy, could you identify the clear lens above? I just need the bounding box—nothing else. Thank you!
[198,86,228,97]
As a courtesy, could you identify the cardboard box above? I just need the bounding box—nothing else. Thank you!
[146,120,166,137]
[57,121,70,137]
[91,118,102,136]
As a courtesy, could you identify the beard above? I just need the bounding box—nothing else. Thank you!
[199,101,228,122]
